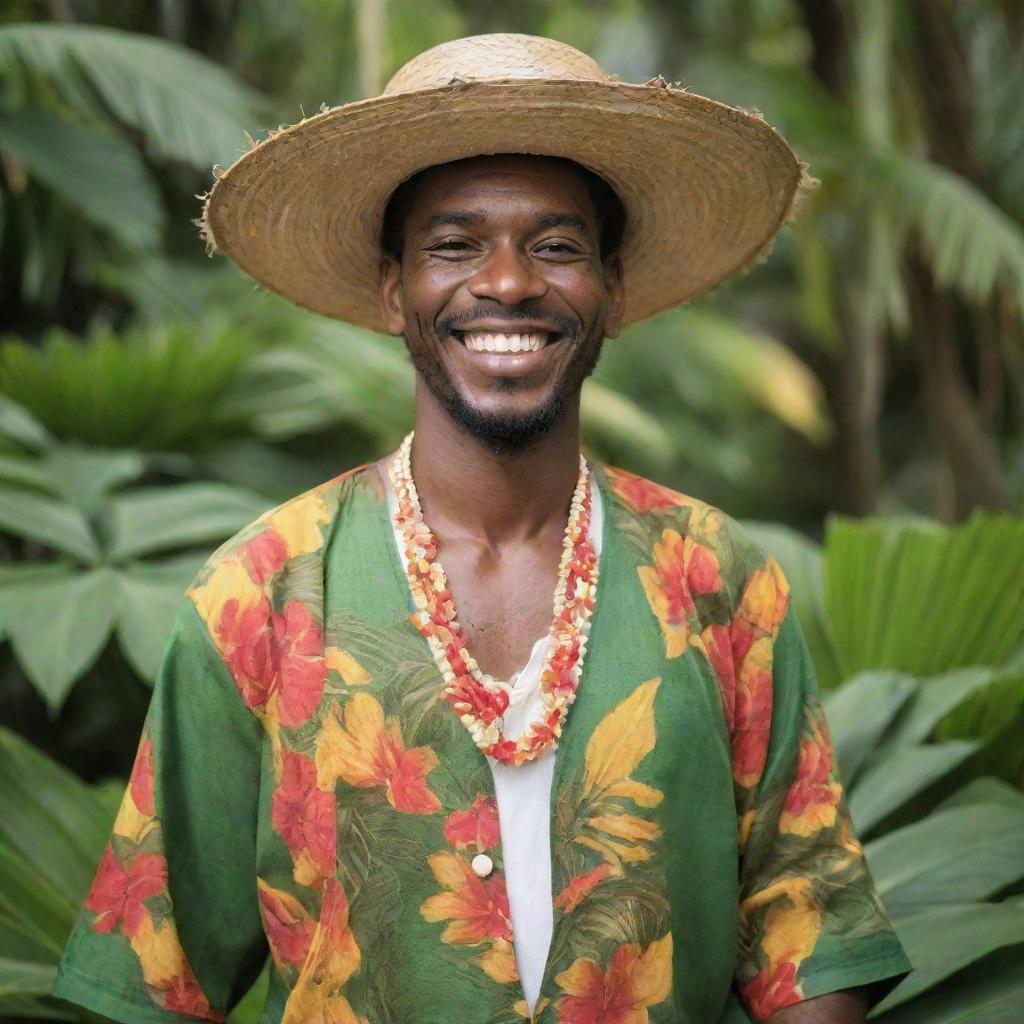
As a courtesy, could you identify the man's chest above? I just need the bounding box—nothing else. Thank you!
[435,535,565,680]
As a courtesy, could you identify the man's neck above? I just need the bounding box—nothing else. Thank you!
[406,384,583,548]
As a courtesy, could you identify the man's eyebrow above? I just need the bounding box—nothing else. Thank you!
[534,213,591,233]
[423,211,484,231]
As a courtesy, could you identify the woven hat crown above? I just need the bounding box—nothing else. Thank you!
[383,34,609,95]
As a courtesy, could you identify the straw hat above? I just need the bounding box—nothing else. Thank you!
[201,33,812,331]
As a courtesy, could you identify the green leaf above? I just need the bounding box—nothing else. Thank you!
[0,489,99,562]
[0,109,163,248]
[42,447,147,513]
[938,777,1024,813]
[106,483,270,560]
[878,666,1005,755]
[0,455,59,494]
[0,954,56,995]
[0,394,51,452]
[823,670,915,783]
[0,23,264,168]
[849,740,979,834]
[115,554,204,682]
[865,804,1024,913]
[875,902,1024,1012]
[824,513,1024,678]
[874,963,1024,1024]
[0,728,116,903]
[0,567,116,710]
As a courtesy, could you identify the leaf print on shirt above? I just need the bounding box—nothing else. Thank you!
[739,877,822,1020]
[282,878,365,1024]
[575,678,664,871]
[555,932,672,1024]
[638,529,722,659]
[315,692,440,815]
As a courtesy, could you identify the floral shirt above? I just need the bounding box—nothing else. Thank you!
[53,462,910,1024]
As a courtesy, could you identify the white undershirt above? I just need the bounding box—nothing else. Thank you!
[386,478,603,1010]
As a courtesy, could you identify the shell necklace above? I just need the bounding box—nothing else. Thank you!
[389,431,598,765]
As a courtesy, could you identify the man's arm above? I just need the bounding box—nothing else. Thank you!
[769,986,870,1023]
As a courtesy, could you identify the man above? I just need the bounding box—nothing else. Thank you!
[54,34,909,1024]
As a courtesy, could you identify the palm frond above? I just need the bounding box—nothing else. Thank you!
[871,151,1024,311]
[0,22,263,168]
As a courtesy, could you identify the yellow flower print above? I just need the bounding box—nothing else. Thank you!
[576,678,664,870]
[555,933,672,1024]
[262,489,332,559]
[325,646,372,685]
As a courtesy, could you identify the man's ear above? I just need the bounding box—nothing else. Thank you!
[602,253,625,340]
[379,254,406,336]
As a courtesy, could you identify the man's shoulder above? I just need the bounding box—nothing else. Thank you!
[597,463,780,589]
[193,462,374,586]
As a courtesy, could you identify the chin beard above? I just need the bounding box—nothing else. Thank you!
[404,329,603,455]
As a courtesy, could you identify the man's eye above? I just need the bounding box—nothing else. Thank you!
[433,238,472,251]
[536,241,580,255]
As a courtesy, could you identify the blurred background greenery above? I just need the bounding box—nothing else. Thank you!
[1,1,1022,1021]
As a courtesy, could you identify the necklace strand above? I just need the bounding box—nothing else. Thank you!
[389,431,598,765]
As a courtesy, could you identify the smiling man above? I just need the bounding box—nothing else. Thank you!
[54,34,910,1024]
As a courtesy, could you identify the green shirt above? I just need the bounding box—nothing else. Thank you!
[53,462,910,1023]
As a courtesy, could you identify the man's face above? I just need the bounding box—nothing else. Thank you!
[379,155,624,449]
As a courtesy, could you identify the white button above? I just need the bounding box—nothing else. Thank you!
[471,854,493,878]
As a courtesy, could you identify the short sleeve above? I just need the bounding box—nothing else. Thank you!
[52,599,268,1024]
[729,564,911,1020]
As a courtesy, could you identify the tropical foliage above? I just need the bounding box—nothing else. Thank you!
[0,1,1022,1022]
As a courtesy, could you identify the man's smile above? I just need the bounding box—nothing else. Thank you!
[445,322,569,378]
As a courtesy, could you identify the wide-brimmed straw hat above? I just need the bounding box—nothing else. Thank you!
[201,33,812,331]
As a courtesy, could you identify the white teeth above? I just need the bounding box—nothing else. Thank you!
[462,331,548,353]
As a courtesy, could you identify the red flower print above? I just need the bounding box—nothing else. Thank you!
[420,852,513,945]
[161,970,220,1020]
[85,846,166,938]
[257,879,316,968]
[240,528,288,584]
[556,934,672,1024]
[606,467,686,513]
[271,750,336,878]
[554,863,612,913]
[129,739,155,817]
[700,623,736,730]
[780,705,841,837]
[271,601,327,727]
[733,659,774,788]
[316,693,440,815]
[217,597,325,728]
[638,529,722,658]
[743,960,801,1021]
[443,795,501,852]
[730,562,789,790]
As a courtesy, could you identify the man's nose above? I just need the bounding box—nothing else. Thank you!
[467,243,548,306]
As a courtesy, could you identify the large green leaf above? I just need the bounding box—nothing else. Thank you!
[849,740,979,834]
[824,513,1024,678]
[0,567,117,710]
[865,804,1024,913]
[938,777,1024,813]
[115,554,205,681]
[0,727,116,902]
[106,483,269,560]
[875,902,1024,1013]
[877,666,1008,755]
[0,394,51,452]
[0,490,99,562]
[823,670,915,783]
[875,961,1024,1024]
[0,109,163,248]
[0,23,263,168]
[42,447,147,513]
